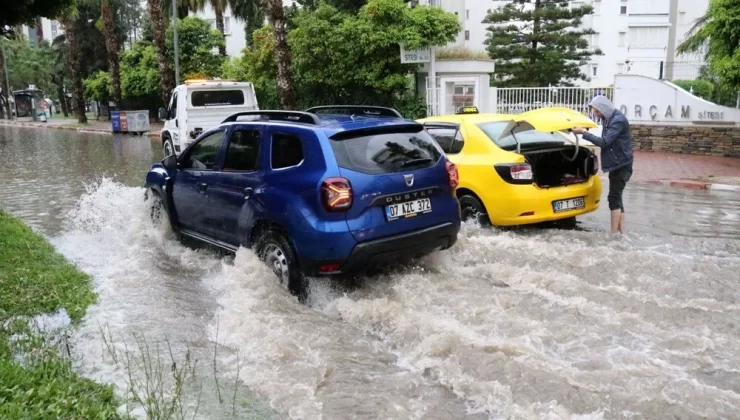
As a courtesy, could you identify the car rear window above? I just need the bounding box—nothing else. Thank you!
[478,122,567,150]
[330,130,442,175]
[191,90,245,107]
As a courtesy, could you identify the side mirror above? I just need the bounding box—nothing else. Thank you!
[158,107,168,121]
[162,154,178,171]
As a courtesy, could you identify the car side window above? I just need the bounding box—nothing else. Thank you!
[181,130,224,170]
[169,92,178,120]
[223,129,261,172]
[271,133,304,169]
[427,127,464,154]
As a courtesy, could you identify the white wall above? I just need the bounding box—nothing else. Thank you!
[191,6,248,58]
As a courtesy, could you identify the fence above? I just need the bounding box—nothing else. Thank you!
[661,61,704,81]
[491,85,613,118]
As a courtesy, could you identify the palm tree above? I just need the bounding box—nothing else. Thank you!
[148,0,175,106]
[210,0,228,56]
[58,14,87,123]
[231,0,297,109]
[101,0,123,105]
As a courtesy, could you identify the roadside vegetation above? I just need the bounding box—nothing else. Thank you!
[0,210,123,418]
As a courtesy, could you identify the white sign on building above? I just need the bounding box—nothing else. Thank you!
[400,45,432,64]
[613,74,740,125]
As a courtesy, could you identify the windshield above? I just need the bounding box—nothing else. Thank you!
[330,130,442,175]
[477,122,568,151]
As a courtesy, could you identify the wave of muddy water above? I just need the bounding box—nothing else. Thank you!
[1,127,739,419]
[46,180,739,420]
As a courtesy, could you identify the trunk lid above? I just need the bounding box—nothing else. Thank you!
[329,126,453,243]
[516,107,598,132]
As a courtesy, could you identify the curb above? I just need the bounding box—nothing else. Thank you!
[0,120,160,138]
[645,179,740,192]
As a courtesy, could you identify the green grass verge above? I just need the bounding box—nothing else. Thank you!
[0,210,124,418]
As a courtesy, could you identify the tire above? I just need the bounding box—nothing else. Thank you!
[459,194,489,225]
[163,136,175,157]
[148,189,167,226]
[256,230,308,302]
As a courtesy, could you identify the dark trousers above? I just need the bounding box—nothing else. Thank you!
[608,165,633,212]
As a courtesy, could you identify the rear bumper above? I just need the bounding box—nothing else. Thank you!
[300,222,459,276]
[485,176,602,226]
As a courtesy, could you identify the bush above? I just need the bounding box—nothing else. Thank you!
[672,79,714,100]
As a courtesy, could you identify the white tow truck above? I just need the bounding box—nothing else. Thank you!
[157,79,259,156]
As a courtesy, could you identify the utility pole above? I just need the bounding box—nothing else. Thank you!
[1,40,12,120]
[665,0,679,81]
[172,0,180,85]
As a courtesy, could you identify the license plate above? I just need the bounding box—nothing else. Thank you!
[385,198,432,221]
[553,197,585,213]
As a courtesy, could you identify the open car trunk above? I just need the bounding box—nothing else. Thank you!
[524,146,598,188]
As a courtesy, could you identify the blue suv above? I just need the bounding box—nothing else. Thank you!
[145,106,461,300]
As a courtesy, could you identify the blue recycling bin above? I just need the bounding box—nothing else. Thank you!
[111,111,121,132]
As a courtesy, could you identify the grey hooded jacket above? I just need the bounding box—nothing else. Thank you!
[582,95,634,173]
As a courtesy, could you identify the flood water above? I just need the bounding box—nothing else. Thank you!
[1,125,740,419]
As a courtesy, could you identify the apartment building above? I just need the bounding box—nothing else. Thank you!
[416,0,708,87]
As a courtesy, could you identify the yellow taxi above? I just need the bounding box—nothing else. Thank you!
[418,107,602,226]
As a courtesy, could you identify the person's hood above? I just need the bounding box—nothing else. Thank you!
[589,95,616,120]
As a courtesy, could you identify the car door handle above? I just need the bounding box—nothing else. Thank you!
[243,187,254,199]
[196,182,208,193]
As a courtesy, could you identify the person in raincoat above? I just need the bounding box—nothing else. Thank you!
[573,95,634,234]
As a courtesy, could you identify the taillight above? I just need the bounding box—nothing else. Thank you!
[321,177,352,212]
[510,164,533,180]
[446,161,459,189]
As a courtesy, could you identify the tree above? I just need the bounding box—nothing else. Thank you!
[229,0,263,46]
[484,0,599,87]
[229,0,298,108]
[225,0,460,117]
[101,0,123,105]
[3,38,56,95]
[210,0,229,56]
[165,17,225,78]
[59,13,87,123]
[677,0,740,93]
[148,0,174,106]
[1,0,74,35]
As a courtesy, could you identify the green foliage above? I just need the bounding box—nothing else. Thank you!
[165,16,226,79]
[677,0,740,91]
[1,0,74,35]
[484,0,600,87]
[83,70,113,101]
[291,0,459,110]
[221,27,280,108]
[436,47,490,61]
[672,79,714,100]
[0,211,122,418]
[225,0,458,115]
[120,41,160,99]
[3,38,56,96]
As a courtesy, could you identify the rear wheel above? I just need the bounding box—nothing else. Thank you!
[459,194,488,225]
[163,136,174,157]
[256,230,308,302]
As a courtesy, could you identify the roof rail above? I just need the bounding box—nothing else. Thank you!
[221,111,321,125]
[305,105,404,119]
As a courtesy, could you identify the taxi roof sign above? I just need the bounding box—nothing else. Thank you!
[456,106,479,115]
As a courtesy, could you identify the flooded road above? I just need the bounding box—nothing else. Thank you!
[1,125,740,419]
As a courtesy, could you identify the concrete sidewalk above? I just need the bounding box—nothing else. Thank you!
[0,117,163,138]
[628,151,740,191]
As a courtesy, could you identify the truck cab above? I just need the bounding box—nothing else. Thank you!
[158,79,259,156]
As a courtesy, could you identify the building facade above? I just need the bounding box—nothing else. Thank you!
[415,0,708,87]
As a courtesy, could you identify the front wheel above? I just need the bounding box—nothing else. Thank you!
[256,231,308,302]
[459,194,489,225]
[163,137,175,157]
